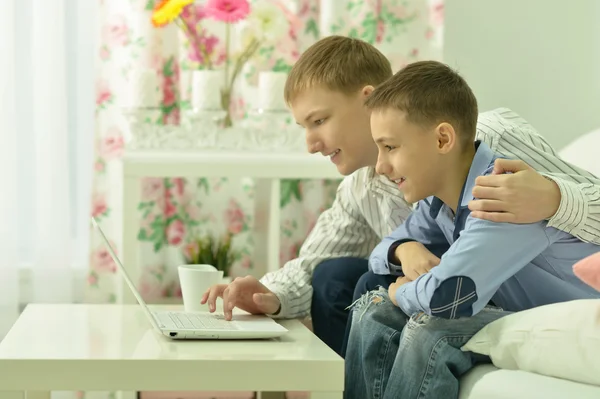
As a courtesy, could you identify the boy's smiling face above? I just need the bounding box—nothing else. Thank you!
[290,86,379,176]
[371,108,442,204]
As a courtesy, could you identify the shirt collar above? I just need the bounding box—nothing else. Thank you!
[429,141,496,218]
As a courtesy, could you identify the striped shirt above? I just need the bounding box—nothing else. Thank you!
[261,108,600,319]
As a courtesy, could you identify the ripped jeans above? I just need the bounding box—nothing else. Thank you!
[344,288,510,399]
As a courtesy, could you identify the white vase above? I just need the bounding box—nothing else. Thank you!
[191,69,224,111]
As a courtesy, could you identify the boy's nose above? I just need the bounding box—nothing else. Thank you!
[375,158,390,176]
[306,137,323,154]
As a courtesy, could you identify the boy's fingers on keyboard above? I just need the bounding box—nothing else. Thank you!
[222,287,233,321]
[207,285,224,312]
[225,284,239,311]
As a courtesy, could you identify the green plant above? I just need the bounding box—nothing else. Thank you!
[183,232,237,276]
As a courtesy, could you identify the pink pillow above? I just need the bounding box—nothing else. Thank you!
[573,252,600,292]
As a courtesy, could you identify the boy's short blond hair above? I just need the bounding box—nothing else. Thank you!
[365,60,478,144]
[284,36,393,104]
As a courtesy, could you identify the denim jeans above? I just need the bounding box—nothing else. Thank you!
[340,271,397,357]
[344,288,511,399]
[311,259,396,357]
[311,257,369,356]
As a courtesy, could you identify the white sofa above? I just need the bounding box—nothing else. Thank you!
[458,128,600,399]
[459,364,600,399]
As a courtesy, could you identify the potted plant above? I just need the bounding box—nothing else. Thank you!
[183,232,237,281]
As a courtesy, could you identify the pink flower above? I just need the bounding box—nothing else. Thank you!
[100,127,124,159]
[87,273,98,287]
[425,27,434,40]
[104,14,130,46]
[166,219,185,245]
[187,34,219,63]
[182,3,207,26]
[430,2,444,26]
[96,79,112,107]
[240,256,252,269]
[91,194,108,218]
[172,178,185,196]
[225,199,245,234]
[205,0,250,23]
[142,178,164,201]
[162,81,177,107]
[376,19,385,43]
[99,46,110,61]
[164,193,177,218]
[91,246,117,273]
[299,0,310,15]
[231,96,246,119]
[94,159,106,172]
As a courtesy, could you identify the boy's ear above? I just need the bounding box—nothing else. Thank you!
[435,122,458,154]
[361,85,375,97]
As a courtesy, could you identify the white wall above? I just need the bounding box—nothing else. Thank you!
[443,0,600,150]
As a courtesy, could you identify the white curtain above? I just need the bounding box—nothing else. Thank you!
[0,0,96,338]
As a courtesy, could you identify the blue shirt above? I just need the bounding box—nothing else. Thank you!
[369,141,600,318]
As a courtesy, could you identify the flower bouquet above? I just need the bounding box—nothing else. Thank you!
[151,0,289,127]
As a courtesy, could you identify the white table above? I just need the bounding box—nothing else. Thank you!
[0,304,344,399]
[121,150,340,304]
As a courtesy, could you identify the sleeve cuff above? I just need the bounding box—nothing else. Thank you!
[395,281,415,314]
[544,176,588,234]
[388,241,403,263]
[261,283,291,319]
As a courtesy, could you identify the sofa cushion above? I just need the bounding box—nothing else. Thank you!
[462,299,600,387]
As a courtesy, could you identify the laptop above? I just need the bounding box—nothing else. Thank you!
[91,217,288,340]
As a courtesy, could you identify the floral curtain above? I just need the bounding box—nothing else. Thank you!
[89,0,443,305]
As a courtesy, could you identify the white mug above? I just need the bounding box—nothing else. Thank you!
[178,264,223,312]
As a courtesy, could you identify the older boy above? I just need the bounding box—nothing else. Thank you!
[344,60,600,399]
[202,36,600,356]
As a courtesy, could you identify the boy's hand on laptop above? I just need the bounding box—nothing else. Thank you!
[395,242,441,281]
[469,159,560,223]
[201,276,281,321]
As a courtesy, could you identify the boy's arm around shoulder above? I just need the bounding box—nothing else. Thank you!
[394,165,570,319]
[260,170,381,319]
[477,109,600,245]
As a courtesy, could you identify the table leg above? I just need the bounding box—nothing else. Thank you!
[24,392,50,399]
[121,173,141,304]
[252,178,281,277]
[309,392,342,399]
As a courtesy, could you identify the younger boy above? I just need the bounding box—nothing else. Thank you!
[344,60,600,399]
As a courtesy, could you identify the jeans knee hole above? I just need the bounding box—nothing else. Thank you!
[347,288,388,321]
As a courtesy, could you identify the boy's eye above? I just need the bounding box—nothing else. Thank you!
[314,118,325,126]
[384,145,395,151]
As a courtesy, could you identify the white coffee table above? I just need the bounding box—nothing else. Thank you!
[0,304,344,399]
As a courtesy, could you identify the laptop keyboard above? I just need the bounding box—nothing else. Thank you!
[159,312,239,330]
